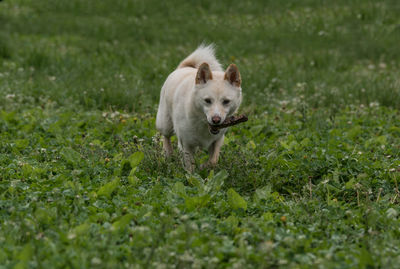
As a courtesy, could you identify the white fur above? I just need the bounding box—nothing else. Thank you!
[177,44,223,71]
[156,44,242,171]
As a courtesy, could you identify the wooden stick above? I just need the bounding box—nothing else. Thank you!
[209,114,248,134]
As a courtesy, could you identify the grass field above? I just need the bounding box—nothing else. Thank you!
[1,0,400,268]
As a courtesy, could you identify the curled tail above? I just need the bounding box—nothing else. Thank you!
[177,44,223,71]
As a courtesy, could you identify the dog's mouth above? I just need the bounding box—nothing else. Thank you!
[208,125,220,135]
[206,118,223,135]
[207,114,249,135]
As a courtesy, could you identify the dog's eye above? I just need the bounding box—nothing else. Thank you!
[204,98,212,104]
[222,99,230,105]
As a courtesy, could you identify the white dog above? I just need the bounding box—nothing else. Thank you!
[156,44,242,171]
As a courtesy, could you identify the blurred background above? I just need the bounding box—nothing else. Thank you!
[1,0,399,113]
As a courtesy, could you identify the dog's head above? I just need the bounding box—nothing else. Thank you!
[194,63,242,126]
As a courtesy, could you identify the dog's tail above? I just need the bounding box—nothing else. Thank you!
[177,44,223,71]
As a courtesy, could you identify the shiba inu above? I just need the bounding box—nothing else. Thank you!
[156,44,242,171]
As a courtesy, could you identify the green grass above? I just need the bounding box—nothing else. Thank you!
[1,0,400,268]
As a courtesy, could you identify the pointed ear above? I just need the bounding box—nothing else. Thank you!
[224,64,241,87]
[195,63,213,84]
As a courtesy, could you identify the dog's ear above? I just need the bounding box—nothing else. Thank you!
[224,64,241,87]
[196,63,213,84]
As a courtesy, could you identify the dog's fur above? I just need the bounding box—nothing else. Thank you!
[156,44,242,171]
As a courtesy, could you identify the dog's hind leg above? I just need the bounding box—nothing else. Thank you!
[156,100,174,157]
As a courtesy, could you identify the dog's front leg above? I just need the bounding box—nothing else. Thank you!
[207,135,224,167]
[179,141,195,172]
[183,150,195,172]
[162,136,173,157]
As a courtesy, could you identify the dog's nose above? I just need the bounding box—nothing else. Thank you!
[212,115,221,124]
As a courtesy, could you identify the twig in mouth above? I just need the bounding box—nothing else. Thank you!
[208,114,248,135]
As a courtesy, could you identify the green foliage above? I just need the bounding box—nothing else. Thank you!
[14,244,33,269]
[2,99,399,268]
[60,147,82,165]
[111,214,135,233]
[227,188,247,211]
[97,177,120,198]
[1,0,400,268]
